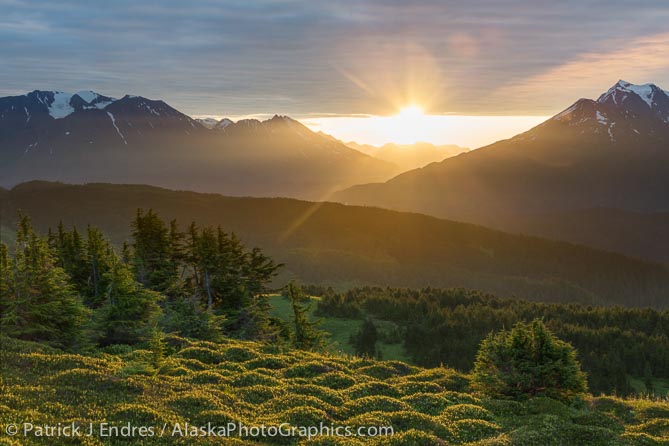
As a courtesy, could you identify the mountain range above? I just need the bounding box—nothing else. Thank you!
[333,81,669,261]
[2,82,668,264]
[0,90,399,200]
[344,141,469,170]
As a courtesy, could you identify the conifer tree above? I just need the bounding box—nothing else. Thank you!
[131,209,179,295]
[353,318,378,358]
[287,282,325,350]
[97,255,162,346]
[472,319,587,401]
[0,243,11,335]
[85,226,114,307]
[2,214,88,349]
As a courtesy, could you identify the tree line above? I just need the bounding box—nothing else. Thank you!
[315,286,669,396]
[0,211,321,351]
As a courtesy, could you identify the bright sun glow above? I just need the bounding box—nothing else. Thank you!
[305,113,550,148]
[398,105,425,118]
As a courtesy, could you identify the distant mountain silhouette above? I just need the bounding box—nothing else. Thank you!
[0,91,399,199]
[344,140,469,170]
[333,81,669,260]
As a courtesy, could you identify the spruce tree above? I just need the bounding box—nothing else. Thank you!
[472,319,587,401]
[85,226,114,307]
[131,209,179,295]
[353,318,378,358]
[3,214,88,349]
[287,282,325,350]
[97,255,162,346]
[0,243,11,336]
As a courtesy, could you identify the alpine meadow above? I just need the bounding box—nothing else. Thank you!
[2,1,669,445]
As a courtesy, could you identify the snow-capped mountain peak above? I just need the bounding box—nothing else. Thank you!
[215,118,234,129]
[596,80,669,111]
[25,90,117,119]
[540,81,669,144]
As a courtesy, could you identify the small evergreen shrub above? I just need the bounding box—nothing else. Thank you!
[344,396,411,416]
[401,393,451,416]
[313,372,357,390]
[472,319,587,401]
[345,382,400,399]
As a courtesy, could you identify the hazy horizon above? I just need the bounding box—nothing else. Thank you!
[3,1,669,147]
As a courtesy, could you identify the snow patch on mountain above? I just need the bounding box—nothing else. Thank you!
[45,90,116,119]
[48,92,76,119]
[597,80,668,109]
[107,112,127,145]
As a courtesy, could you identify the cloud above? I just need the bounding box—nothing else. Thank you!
[492,32,669,114]
[1,0,668,116]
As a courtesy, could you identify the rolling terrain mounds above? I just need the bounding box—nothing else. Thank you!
[3,335,669,445]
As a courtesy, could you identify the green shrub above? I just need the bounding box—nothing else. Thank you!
[357,364,404,380]
[177,346,225,364]
[344,396,411,416]
[313,372,357,390]
[395,381,444,396]
[572,411,623,433]
[441,404,493,422]
[237,385,284,404]
[344,411,392,428]
[634,403,669,421]
[401,393,451,416]
[510,414,615,446]
[620,432,666,446]
[482,399,528,418]
[287,384,345,407]
[245,356,290,370]
[284,361,335,378]
[441,391,482,405]
[188,408,242,427]
[405,368,469,391]
[627,419,669,438]
[185,370,227,385]
[386,411,452,440]
[451,419,502,443]
[472,320,587,401]
[169,391,224,415]
[110,403,171,425]
[591,397,634,422]
[278,406,330,426]
[222,346,259,362]
[217,362,246,373]
[345,382,400,399]
[231,371,281,388]
[375,429,447,446]
[119,361,156,376]
[262,395,337,418]
[526,397,571,418]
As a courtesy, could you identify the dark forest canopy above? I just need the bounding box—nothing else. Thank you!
[315,286,669,396]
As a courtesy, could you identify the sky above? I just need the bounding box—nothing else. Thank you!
[2,0,669,147]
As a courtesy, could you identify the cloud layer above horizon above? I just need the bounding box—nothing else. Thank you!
[2,0,669,117]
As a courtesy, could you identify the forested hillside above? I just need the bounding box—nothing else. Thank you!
[2,181,668,307]
[314,287,669,395]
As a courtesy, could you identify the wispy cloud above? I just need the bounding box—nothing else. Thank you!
[1,1,668,116]
[493,32,669,114]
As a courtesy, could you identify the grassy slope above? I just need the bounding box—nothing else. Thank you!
[2,181,669,307]
[268,295,410,363]
[2,336,669,446]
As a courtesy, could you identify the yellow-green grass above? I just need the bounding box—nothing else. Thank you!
[1,336,669,445]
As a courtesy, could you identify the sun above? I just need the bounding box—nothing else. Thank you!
[397,104,425,118]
